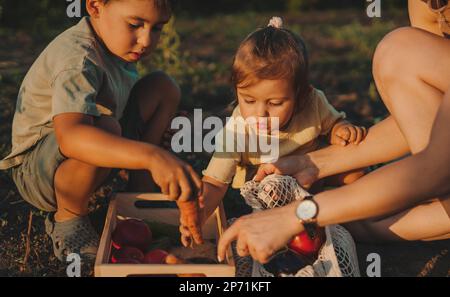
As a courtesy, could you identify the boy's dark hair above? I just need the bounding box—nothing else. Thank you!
[231,26,311,111]
[102,0,176,14]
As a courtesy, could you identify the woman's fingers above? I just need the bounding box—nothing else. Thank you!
[248,245,259,263]
[236,235,249,257]
[236,235,272,264]
[217,221,240,261]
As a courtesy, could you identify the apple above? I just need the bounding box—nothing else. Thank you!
[143,249,169,264]
[288,228,325,258]
[111,246,144,263]
[112,218,152,251]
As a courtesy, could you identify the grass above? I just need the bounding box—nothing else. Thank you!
[0,9,448,277]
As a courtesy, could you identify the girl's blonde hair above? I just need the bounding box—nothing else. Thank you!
[231,18,311,111]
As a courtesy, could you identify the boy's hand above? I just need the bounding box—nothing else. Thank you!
[147,148,202,202]
[330,121,367,146]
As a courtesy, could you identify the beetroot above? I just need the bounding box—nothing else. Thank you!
[113,258,142,264]
[112,219,152,251]
[143,249,169,264]
[111,246,144,263]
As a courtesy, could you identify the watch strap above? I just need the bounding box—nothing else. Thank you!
[299,196,319,239]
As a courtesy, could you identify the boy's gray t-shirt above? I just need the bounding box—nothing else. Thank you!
[0,17,139,169]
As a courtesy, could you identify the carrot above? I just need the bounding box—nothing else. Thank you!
[165,254,185,264]
[165,254,206,277]
[177,199,204,245]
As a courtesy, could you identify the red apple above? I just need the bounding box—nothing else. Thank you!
[143,249,169,264]
[111,246,144,263]
[288,228,325,258]
[112,218,152,251]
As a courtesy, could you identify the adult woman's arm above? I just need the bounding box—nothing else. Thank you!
[255,116,410,185]
[316,90,450,226]
[219,91,450,263]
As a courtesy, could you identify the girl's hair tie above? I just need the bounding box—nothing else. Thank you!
[267,16,283,29]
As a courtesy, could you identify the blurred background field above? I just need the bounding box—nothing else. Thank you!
[0,0,448,276]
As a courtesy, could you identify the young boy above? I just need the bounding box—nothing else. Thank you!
[0,0,201,262]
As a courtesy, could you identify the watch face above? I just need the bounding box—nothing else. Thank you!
[296,200,317,221]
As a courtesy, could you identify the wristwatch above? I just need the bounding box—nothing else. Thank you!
[295,195,319,239]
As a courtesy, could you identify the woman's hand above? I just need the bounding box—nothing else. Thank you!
[217,202,303,264]
[330,121,367,146]
[254,154,320,189]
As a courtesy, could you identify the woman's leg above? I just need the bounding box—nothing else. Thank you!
[345,195,450,242]
[373,27,450,154]
[348,27,450,241]
[126,71,181,192]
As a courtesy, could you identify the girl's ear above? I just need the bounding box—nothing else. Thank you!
[86,0,105,18]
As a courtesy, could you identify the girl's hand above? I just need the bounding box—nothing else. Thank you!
[254,155,320,189]
[331,121,367,146]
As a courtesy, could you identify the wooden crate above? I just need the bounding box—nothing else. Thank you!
[94,193,235,277]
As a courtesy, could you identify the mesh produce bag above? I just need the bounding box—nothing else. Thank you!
[238,174,360,277]
[228,218,254,277]
[240,175,311,210]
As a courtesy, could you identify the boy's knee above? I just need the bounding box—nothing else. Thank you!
[135,71,181,105]
[94,115,122,136]
[55,158,113,190]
